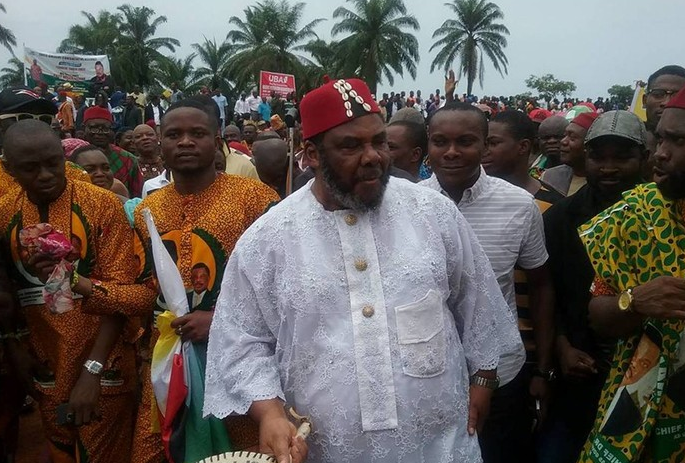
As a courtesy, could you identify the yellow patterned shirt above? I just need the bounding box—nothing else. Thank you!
[133,173,280,317]
[0,179,157,399]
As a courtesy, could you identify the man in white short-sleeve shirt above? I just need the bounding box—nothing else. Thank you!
[422,102,553,463]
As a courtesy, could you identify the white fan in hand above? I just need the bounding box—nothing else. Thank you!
[196,451,276,463]
[196,408,312,463]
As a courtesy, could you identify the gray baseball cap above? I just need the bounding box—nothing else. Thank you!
[585,110,647,146]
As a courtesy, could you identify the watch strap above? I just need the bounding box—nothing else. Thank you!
[470,374,500,390]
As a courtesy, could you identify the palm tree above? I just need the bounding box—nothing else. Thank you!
[331,0,420,95]
[0,57,24,88]
[0,3,16,57]
[115,4,180,88]
[192,37,234,95]
[300,39,345,92]
[430,0,509,95]
[226,0,324,92]
[154,54,199,94]
[58,10,122,55]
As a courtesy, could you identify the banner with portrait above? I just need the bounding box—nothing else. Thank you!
[24,47,112,95]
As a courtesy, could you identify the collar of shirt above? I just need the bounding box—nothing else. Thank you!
[423,166,489,206]
[456,166,489,206]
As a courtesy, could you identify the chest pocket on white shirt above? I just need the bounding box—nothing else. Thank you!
[394,289,446,378]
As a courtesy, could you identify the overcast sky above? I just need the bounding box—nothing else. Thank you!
[2,0,682,97]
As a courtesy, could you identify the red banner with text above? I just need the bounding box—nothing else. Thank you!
[260,71,297,100]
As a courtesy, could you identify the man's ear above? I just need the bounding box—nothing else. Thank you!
[410,147,423,164]
[519,139,532,158]
[1,156,14,178]
[303,140,320,170]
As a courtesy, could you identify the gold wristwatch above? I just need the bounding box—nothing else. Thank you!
[618,288,634,312]
[470,374,500,390]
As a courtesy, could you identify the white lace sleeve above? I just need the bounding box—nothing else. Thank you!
[203,243,285,419]
[444,206,522,375]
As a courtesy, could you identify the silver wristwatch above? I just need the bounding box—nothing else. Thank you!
[470,374,500,390]
[83,359,104,375]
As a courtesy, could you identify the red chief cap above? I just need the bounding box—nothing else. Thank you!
[83,106,113,123]
[528,108,552,123]
[300,77,380,140]
[665,86,685,110]
[570,112,599,131]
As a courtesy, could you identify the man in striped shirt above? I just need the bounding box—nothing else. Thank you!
[422,102,553,463]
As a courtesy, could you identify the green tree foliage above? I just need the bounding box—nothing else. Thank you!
[300,39,346,92]
[430,0,509,95]
[226,0,324,93]
[331,0,420,95]
[59,5,179,89]
[0,56,23,88]
[58,10,121,56]
[525,74,577,101]
[154,54,199,94]
[0,3,16,57]
[114,5,180,88]
[192,37,234,96]
[607,84,634,108]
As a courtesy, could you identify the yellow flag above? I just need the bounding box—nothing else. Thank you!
[630,83,647,121]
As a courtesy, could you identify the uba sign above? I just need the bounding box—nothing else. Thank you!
[260,71,296,100]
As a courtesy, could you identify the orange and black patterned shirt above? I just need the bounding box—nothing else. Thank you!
[133,173,280,321]
[0,179,157,400]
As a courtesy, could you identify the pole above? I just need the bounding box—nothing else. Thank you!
[286,127,294,196]
[22,43,28,86]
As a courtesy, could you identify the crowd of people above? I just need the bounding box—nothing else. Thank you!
[0,63,683,463]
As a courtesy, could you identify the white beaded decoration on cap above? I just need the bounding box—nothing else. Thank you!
[332,79,373,118]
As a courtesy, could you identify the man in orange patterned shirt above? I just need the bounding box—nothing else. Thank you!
[131,98,279,463]
[0,120,157,463]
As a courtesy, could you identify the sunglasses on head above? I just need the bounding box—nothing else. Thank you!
[0,113,54,124]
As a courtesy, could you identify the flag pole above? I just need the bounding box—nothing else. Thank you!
[22,43,27,86]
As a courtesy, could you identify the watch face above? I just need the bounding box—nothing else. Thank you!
[618,291,631,311]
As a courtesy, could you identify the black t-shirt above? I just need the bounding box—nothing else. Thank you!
[543,184,616,371]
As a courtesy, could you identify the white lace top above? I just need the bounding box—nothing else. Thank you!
[204,177,523,462]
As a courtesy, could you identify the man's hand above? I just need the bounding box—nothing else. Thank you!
[529,376,550,423]
[170,310,214,343]
[260,415,307,463]
[445,70,458,100]
[250,399,308,463]
[467,385,493,436]
[27,253,60,284]
[558,343,597,379]
[631,276,685,319]
[68,371,101,426]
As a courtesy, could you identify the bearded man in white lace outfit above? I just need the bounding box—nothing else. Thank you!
[203,78,523,463]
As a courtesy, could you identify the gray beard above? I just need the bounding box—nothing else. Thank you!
[319,152,389,212]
